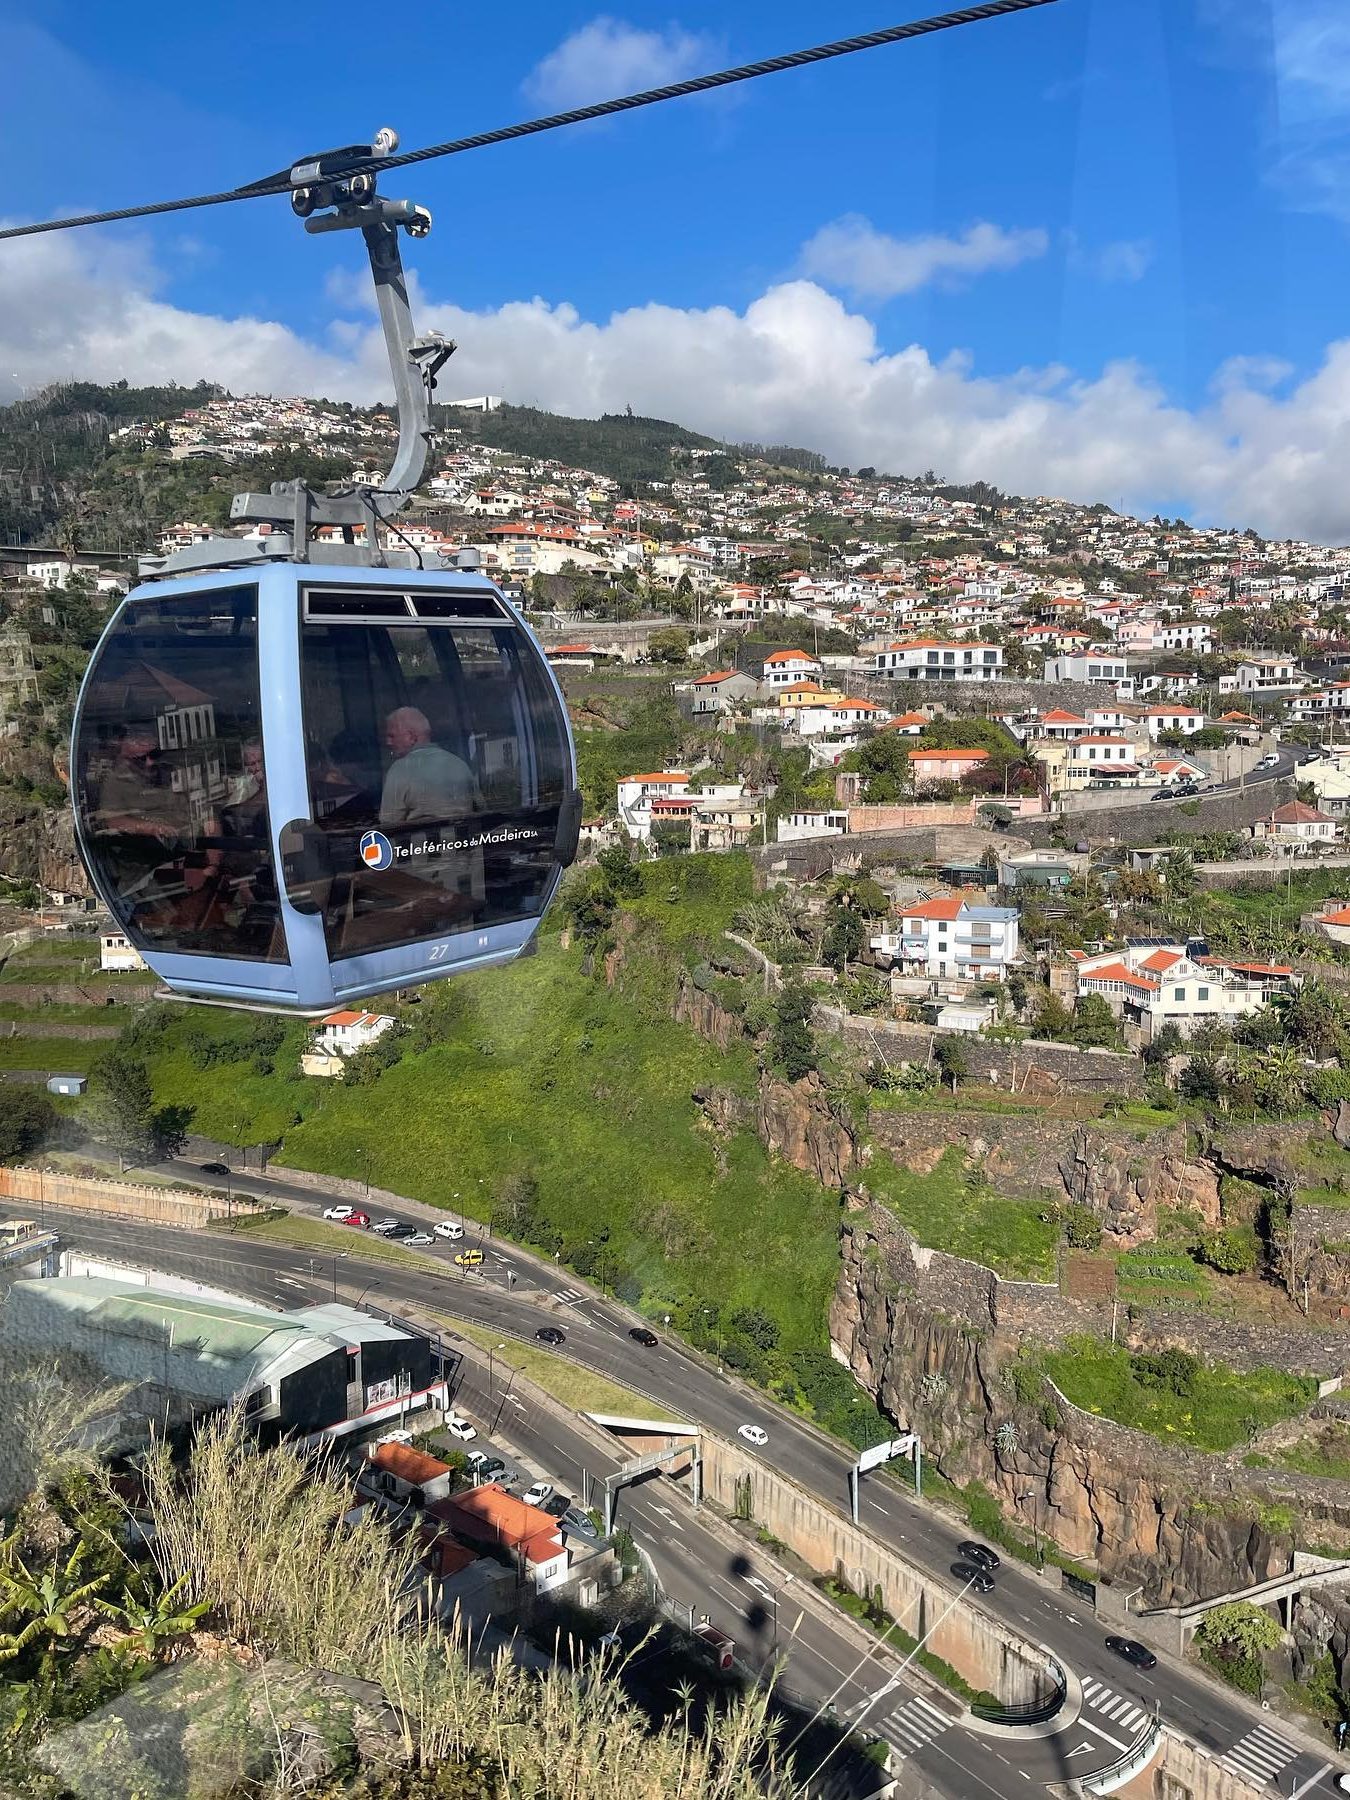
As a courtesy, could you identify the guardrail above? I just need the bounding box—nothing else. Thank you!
[970,1657,1067,1726]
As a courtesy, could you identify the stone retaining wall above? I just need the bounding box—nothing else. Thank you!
[0,1164,256,1229]
[1019,778,1298,849]
[2,1020,119,1041]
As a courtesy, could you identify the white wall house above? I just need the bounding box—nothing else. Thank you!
[871,893,1020,982]
[776,811,849,842]
[1144,705,1206,741]
[762,650,824,689]
[1073,942,1295,1044]
[616,771,690,840]
[872,640,1006,682]
[1043,652,1134,694]
[314,1011,398,1056]
[99,931,147,974]
[1232,658,1306,696]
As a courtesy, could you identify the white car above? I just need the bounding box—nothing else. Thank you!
[322,1205,354,1222]
[434,1220,465,1241]
[522,1481,555,1508]
[443,1414,477,1442]
[738,1425,769,1448]
[1257,753,1279,769]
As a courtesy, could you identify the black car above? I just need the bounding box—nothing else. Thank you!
[535,1326,566,1346]
[951,1561,995,1594]
[541,1493,573,1518]
[1105,1636,1157,1671]
[477,1456,507,1480]
[628,1327,659,1347]
[199,1162,230,1177]
[957,1541,1001,1573]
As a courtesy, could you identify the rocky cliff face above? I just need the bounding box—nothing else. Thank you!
[1057,1124,1220,1244]
[0,788,87,894]
[694,1071,855,1191]
[674,977,739,1050]
[831,1209,1350,1605]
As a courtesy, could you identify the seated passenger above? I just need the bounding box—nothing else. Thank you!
[380,706,476,827]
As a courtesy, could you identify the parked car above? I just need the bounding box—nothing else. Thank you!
[433,1220,465,1240]
[323,1205,355,1221]
[535,1326,566,1346]
[1104,1636,1157,1671]
[338,1211,370,1230]
[628,1327,659,1347]
[454,1249,484,1267]
[465,1449,490,1471]
[542,1493,573,1518]
[1170,781,1200,798]
[443,1414,477,1442]
[957,1542,1000,1573]
[951,1561,995,1594]
[199,1162,230,1177]
[522,1481,555,1508]
[473,1456,507,1481]
[561,1506,600,1540]
[371,1218,400,1236]
[1257,753,1280,769]
[738,1424,769,1448]
[399,1231,433,1246]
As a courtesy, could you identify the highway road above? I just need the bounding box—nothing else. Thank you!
[42,1190,1350,1799]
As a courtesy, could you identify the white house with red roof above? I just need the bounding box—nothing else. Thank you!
[1250,801,1339,847]
[303,1009,398,1078]
[871,891,1020,982]
[879,710,930,736]
[1144,704,1207,741]
[762,649,825,689]
[1310,902,1350,947]
[1072,941,1295,1042]
[616,770,690,840]
[794,696,892,739]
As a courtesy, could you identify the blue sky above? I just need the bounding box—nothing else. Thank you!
[4,1,1350,540]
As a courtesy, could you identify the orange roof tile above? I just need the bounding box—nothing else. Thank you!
[368,1443,452,1487]
[1079,961,1159,992]
[763,650,818,664]
[693,669,737,685]
[1139,949,1183,973]
[903,894,967,921]
[428,1484,565,1565]
[621,771,690,785]
[908,746,990,762]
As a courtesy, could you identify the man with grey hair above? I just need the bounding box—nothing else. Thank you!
[380,706,475,828]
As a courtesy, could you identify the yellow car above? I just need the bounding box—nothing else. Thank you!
[454,1249,484,1268]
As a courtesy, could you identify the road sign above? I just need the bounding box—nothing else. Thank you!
[857,1434,915,1474]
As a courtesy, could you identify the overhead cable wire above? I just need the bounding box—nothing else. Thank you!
[0,0,1058,244]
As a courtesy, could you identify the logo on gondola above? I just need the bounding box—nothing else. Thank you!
[359,830,393,871]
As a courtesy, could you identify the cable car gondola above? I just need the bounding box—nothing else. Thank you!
[70,134,580,1012]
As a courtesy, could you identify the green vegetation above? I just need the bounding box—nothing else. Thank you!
[446,1317,653,1416]
[1253,1422,1350,1482]
[818,1576,998,1710]
[1040,1337,1315,1451]
[1115,1246,1219,1307]
[442,400,724,486]
[863,1146,1059,1280]
[1194,1602,1284,1698]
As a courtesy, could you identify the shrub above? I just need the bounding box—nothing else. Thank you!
[1129,1347,1199,1398]
[1061,1204,1103,1251]
[1199,1225,1260,1276]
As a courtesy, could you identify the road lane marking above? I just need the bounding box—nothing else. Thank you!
[1079,1718,1130,1753]
[1287,1764,1333,1800]
[1221,1725,1299,1787]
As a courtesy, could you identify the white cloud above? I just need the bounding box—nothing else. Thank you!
[1084,238,1153,283]
[10,229,1350,543]
[800,216,1048,299]
[522,16,718,110]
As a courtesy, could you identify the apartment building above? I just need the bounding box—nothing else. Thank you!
[872,640,1006,681]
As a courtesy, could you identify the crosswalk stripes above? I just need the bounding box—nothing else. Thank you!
[880,1694,954,1760]
[1220,1724,1299,1788]
[554,1288,584,1303]
[1079,1679,1149,1733]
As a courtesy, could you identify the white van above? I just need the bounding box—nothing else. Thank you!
[434,1220,465,1241]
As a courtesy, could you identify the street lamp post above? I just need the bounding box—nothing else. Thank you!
[701,1306,723,1369]
[1016,1489,1044,1568]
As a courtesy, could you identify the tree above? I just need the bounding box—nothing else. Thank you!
[729,1307,780,1352]
[1195,1602,1284,1660]
[88,1049,157,1171]
[820,906,865,971]
[596,843,642,897]
[934,1036,968,1093]
[1165,850,1196,897]
[647,626,690,665]
[1070,993,1120,1049]
[771,983,817,1081]
[0,1089,55,1165]
[1200,1226,1260,1275]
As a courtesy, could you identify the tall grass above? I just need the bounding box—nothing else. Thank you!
[141,1408,421,1671]
[142,1412,808,1798]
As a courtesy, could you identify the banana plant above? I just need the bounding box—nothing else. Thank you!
[93,1572,208,1658]
[0,1541,111,1667]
